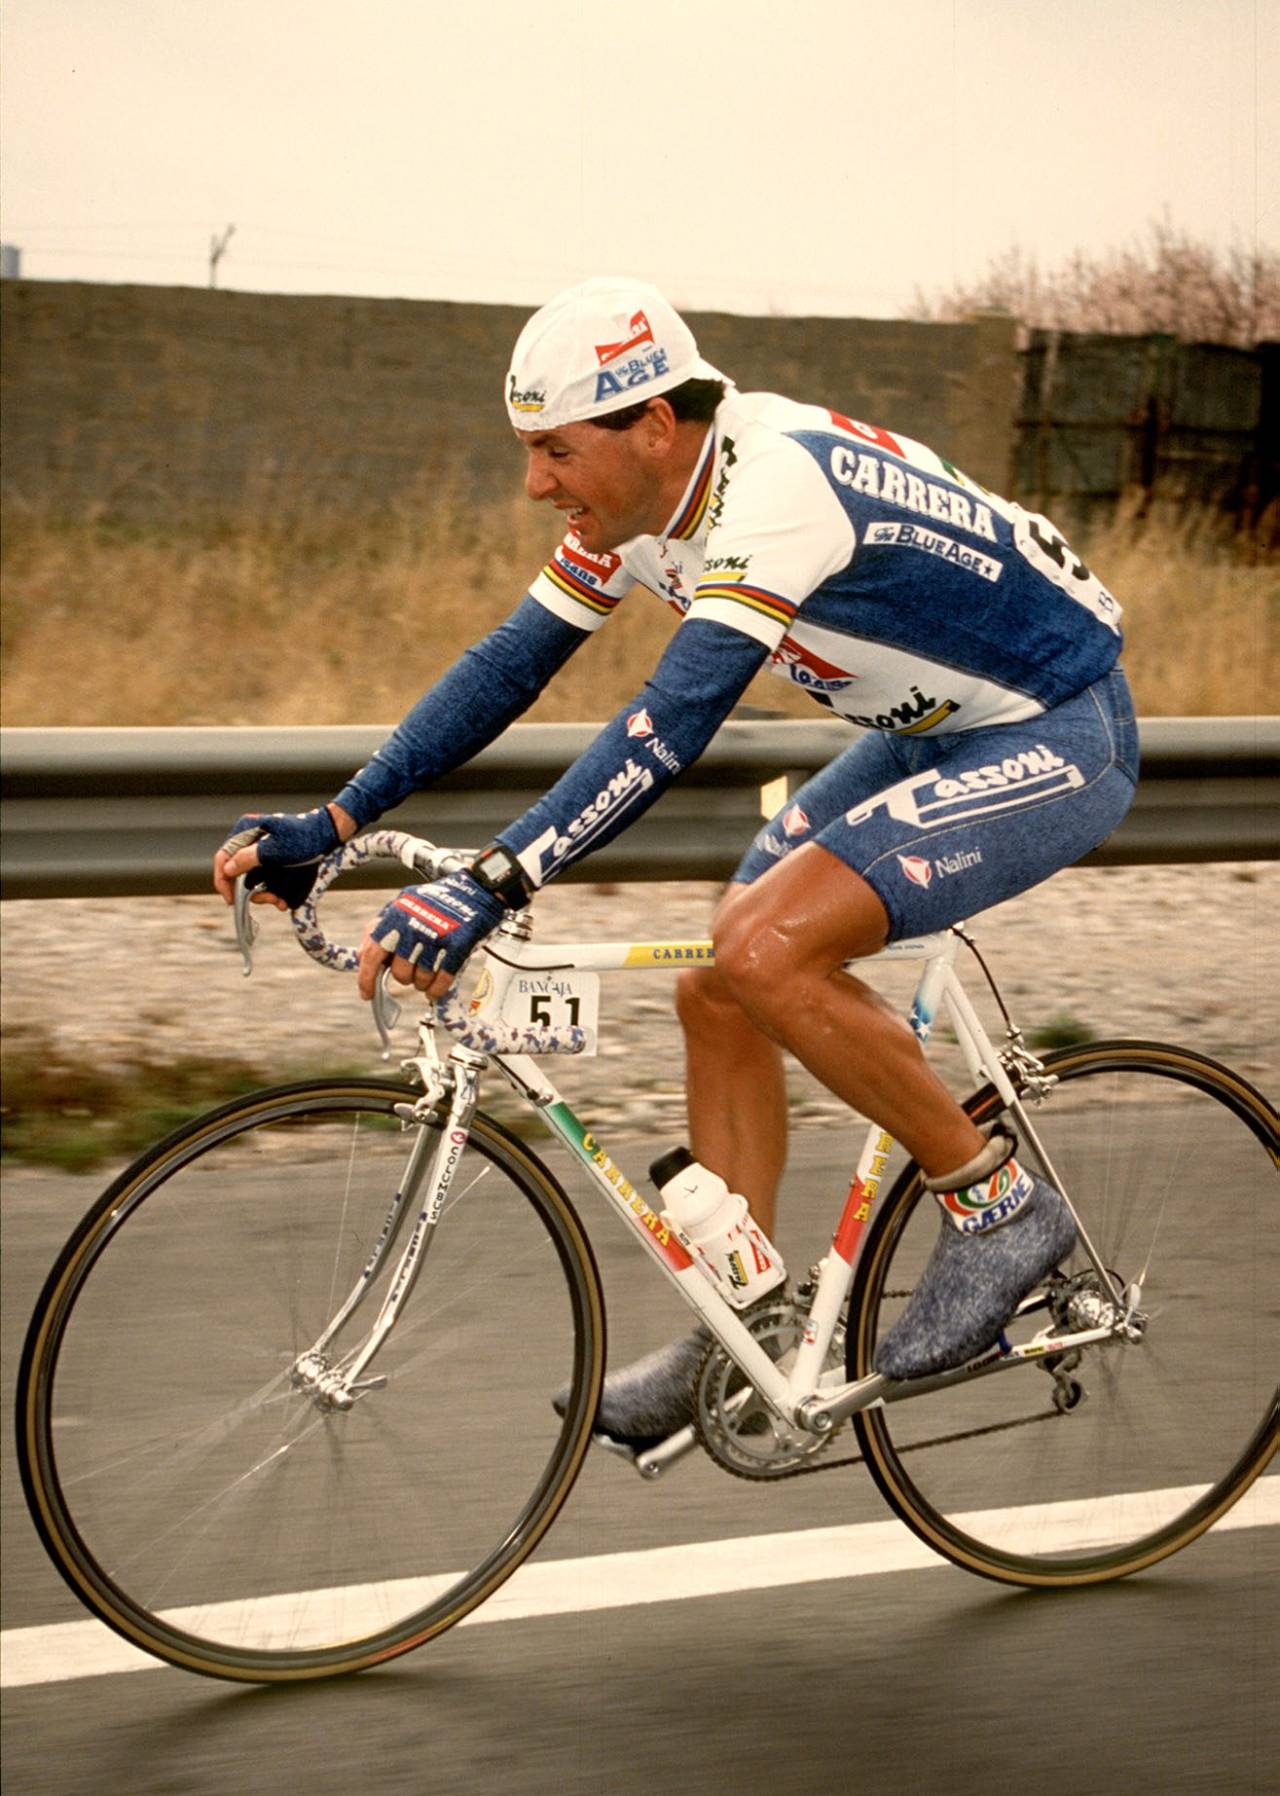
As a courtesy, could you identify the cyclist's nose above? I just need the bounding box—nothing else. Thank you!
[525,456,558,503]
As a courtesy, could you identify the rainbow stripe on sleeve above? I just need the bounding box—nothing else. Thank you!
[692,582,797,629]
[541,555,626,618]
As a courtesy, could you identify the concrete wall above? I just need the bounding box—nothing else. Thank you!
[0,282,1019,519]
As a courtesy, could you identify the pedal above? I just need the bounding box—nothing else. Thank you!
[635,1423,699,1478]
[588,1422,699,1480]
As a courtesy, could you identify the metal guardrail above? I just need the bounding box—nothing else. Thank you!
[1,718,1277,899]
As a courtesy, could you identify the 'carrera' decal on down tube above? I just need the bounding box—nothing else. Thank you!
[550,1105,694,1272]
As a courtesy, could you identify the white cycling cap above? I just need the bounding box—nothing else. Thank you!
[505,276,726,431]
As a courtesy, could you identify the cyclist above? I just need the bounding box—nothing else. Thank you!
[215,276,1138,1453]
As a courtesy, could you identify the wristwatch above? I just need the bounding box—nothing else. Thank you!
[469,842,535,911]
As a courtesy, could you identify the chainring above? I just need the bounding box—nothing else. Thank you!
[693,1296,847,1481]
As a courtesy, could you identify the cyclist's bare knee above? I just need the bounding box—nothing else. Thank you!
[675,881,772,1034]
[674,963,740,1033]
[713,847,890,1024]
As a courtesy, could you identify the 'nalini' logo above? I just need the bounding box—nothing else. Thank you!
[897,854,933,888]
[595,310,655,366]
[626,709,653,738]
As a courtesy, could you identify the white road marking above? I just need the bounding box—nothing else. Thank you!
[6,1478,1276,1688]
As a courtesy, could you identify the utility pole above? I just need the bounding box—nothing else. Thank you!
[209,225,235,289]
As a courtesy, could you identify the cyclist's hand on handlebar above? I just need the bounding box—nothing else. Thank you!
[357,872,505,1002]
[214,804,355,911]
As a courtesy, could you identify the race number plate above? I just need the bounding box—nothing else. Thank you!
[499,970,600,1055]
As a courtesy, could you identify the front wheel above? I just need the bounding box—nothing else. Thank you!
[17,1079,606,1681]
[849,1042,1277,1586]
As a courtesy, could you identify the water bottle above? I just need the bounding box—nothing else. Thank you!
[650,1147,786,1308]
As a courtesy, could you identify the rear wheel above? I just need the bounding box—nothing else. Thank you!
[17,1079,605,1680]
[849,1042,1278,1585]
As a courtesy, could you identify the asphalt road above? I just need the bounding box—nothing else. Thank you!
[4,1136,1276,1796]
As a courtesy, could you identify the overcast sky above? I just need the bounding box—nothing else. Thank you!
[1,0,1275,318]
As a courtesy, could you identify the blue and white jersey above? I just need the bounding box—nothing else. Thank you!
[530,391,1123,735]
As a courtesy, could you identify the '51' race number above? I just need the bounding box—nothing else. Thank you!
[502,972,599,1054]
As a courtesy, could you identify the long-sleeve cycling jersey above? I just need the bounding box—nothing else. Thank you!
[337,389,1124,889]
[530,390,1122,730]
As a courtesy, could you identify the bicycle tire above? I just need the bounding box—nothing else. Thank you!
[17,1078,606,1681]
[847,1041,1277,1586]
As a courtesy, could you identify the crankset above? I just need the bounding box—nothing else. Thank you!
[693,1296,847,1481]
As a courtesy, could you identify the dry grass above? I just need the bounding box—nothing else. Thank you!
[1,490,1274,726]
[1083,502,1277,717]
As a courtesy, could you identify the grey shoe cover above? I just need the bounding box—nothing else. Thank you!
[553,1328,710,1450]
[873,1178,1077,1380]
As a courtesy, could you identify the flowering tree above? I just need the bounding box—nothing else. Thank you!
[912,221,1278,348]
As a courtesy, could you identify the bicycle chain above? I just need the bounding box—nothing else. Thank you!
[735,1400,1066,1482]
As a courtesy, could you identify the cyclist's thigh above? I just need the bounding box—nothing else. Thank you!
[800,674,1137,941]
[733,730,912,885]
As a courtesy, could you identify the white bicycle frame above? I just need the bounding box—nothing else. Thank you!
[253,834,1136,1466]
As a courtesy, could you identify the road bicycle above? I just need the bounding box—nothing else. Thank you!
[16,830,1278,1683]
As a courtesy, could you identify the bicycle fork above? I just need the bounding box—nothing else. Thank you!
[290,1052,485,1411]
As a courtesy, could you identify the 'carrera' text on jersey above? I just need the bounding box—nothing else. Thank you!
[828,447,998,542]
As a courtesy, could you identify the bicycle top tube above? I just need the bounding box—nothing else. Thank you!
[475,923,959,976]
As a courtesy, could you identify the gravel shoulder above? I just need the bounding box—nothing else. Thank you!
[2,862,1274,1146]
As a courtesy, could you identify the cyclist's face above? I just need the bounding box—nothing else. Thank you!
[518,413,670,552]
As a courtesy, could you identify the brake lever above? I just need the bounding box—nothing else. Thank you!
[372,966,402,1060]
[233,875,259,976]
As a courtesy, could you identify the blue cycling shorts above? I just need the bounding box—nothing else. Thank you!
[734,668,1139,941]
